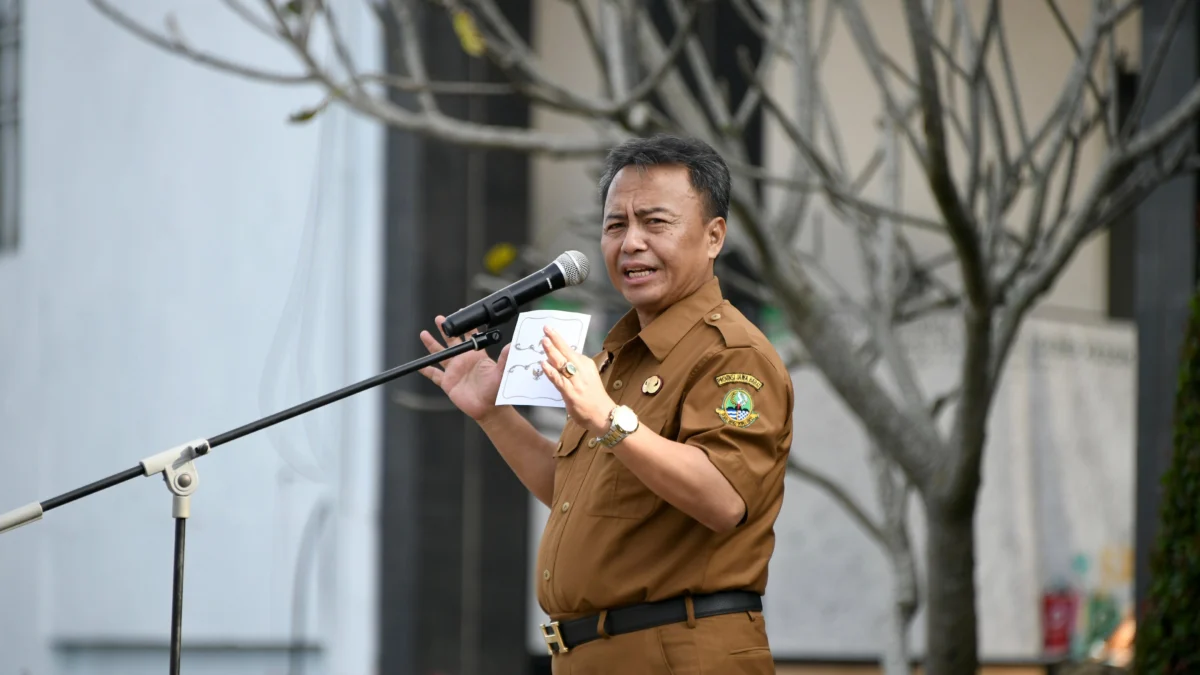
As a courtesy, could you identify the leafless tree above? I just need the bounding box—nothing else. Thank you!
[87,0,1200,673]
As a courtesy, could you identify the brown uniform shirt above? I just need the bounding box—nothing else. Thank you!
[535,277,794,620]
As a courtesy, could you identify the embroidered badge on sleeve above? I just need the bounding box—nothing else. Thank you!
[716,388,760,428]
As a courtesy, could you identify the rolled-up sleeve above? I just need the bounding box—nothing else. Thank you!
[677,346,793,519]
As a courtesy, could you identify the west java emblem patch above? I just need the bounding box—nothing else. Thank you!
[716,388,759,428]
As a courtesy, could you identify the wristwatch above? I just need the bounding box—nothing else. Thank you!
[597,405,639,448]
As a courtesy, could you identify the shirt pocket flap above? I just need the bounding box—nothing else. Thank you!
[555,418,589,458]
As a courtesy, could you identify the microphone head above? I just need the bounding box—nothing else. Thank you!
[555,250,590,286]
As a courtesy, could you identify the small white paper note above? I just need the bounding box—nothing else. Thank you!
[496,310,592,408]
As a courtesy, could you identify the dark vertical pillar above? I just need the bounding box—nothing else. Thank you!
[379,4,535,675]
[378,11,423,673]
[709,1,766,327]
[1107,65,1140,321]
[1133,0,1199,618]
[475,5,538,668]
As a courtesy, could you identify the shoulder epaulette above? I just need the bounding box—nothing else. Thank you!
[702,304,753,349]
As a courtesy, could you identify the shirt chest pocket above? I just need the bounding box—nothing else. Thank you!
[584,395,681,520]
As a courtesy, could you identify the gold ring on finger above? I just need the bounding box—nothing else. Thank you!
[561,362,577,378]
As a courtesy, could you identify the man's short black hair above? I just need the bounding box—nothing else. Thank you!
[598,134,731,221]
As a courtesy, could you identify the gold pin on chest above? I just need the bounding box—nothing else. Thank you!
[642,375,662,395]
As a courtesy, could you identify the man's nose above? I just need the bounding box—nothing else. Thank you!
[621,224,647,253]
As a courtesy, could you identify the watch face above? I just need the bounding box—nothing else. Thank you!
[613,407,638,433]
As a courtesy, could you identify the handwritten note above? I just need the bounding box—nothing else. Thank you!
[496,310,592,408]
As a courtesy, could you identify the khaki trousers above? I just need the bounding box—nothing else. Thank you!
[549,609,775,674]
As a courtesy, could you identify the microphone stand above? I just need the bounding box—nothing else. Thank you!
[0,328,504,675]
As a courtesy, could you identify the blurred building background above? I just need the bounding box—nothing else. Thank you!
[0,1,1195,674]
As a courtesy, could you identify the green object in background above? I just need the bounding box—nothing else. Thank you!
[759,305,792,344]
[1133,287,1200,674]
[1070,554,1091,660]
[1085,592,1120,650]
[535,297,582,312]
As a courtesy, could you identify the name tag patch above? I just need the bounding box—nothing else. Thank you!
[714,372,763,390]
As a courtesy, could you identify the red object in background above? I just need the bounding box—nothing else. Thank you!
[1042,590,1076,655]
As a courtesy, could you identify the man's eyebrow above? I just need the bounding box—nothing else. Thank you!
[604,206,677,220]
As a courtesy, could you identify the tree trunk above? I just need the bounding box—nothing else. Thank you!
[923,504,979,675]
[870,446,918,675]
[881,571,915,675]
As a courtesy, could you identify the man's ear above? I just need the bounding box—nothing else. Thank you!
[706,217,727,259]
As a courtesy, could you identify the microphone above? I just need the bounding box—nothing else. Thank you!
[440,250,590,337]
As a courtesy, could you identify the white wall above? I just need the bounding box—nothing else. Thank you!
[0,2,383,674]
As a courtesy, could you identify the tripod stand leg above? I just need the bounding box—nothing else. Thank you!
[170,514,186,675]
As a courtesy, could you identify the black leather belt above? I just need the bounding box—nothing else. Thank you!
[538,590,762,655]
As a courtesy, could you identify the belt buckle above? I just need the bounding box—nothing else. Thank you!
[539,621,569,655]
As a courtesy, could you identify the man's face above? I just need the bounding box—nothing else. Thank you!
[600,164,726,325]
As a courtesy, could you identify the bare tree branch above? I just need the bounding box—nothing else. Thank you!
[1044,0,1114,141]
[900,0,995,508]
[992,80,1200,381]
[735,205,945,489]
[1012,1,1135,181]
[361,73,515,96]
[993,2,1032,161]
[839,0,929,167]
[869,441,919,675]
[389,0,438,113]
[788,457,885,545]
[770,0,814,245]
[741,57,951,246]
[219,0,278,39]
[89,0,315,85]
[599,0,632,100]
[734,0,795,132]
[1118,0,1190,142]
[901,0,988,311]
[562,0,610,95]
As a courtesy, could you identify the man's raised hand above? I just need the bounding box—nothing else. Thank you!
[418,316,512,422]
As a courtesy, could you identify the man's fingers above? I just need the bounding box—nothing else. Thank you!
[541,360,564,391]
[419,365,444,387]
[543,326,575,358]
[496,343,512,371]
[542,337,567,370]
[420,330,446,356]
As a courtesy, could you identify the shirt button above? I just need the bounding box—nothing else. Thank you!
[561,501,570,512]
[710,312,722,320]
[612,379,624,390]
[543,569,551,580]
[587,438,598,448]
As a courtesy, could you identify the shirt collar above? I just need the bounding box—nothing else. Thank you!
[602,276,725,362]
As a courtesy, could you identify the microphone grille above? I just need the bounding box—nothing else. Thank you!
[555,250,590,286]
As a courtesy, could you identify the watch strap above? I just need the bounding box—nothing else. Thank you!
[598,406,637,448]
[598,427,626,448]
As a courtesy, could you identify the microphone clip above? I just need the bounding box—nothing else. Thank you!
[468,329,505,350]
[141,439,211,519]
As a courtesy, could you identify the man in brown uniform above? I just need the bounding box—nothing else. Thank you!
[419,135,793,674]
